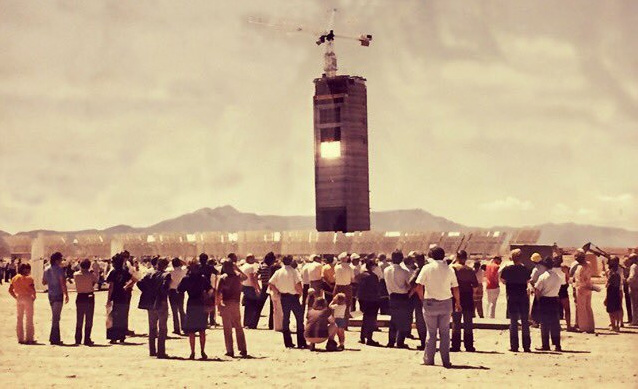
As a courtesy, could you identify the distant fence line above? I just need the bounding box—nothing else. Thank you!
[0,229,541,260]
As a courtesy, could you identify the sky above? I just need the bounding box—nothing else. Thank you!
[1,0,637,234]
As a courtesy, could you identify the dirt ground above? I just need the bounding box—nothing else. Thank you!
[0,282,637,388]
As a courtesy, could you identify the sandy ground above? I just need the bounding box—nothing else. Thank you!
[0,282,637,389]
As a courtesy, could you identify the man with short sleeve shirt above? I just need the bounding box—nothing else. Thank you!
[73,259,98,345]
[168,258,187,334]
[384,250,413,348]
[450,250,478,352]
[42,252,69,345]
[534,257,565,351]
[269,256,307,349]
[306,255,324,298]
[500,249,532,352]
[240,254,261,329]
[415,247,460,368]
[334,252,354,327]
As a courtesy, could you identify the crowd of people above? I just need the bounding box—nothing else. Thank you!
[5,247,638,367]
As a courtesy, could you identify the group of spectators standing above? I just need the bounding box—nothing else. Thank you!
[5,247,638,367]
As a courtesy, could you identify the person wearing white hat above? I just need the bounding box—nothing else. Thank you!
[529,252,547,326]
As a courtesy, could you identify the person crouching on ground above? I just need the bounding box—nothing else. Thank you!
[217,259,249,358]
[137,258,171,358]
[329,292,348,350]
[304,298,338,351]
[9,263,37,344]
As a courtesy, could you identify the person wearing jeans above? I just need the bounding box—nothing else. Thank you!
[384,250,412,348]
[534,257,565,351]
[269,256,307,349]
[137,258,172,358]
[500,249,532,352]
[42,252,69,345]
[451,251,478,352]
[415,247,460,368]
[73,259,98,345]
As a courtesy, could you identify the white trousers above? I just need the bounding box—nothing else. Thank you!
[486,288,500,318]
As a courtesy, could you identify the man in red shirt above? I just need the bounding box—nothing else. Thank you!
[485,256,502,318]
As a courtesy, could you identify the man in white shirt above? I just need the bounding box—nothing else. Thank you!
[534,257,565,351]
[305,255,324,298]
[269,255,307,349]
[415,247,461,368]
[384,250,412,348]
[240,254,261,329]
[334,252,355,328]
[168,257,187,335]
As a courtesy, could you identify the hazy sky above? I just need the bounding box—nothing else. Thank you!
[1,0,637,233]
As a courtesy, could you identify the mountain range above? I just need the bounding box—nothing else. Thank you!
[5,206,638,248]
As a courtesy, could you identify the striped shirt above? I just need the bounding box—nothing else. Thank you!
[258,263,280,285]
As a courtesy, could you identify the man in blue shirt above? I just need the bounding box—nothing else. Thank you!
[42,252,69,345]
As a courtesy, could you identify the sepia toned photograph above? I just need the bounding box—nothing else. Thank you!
[1,1,637,388]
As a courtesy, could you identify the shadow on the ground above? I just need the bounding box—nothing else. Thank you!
[470,350,503,355]
[231,355,268,360]
[528,350,561,355]
[117,341,145,346]
[161,356,227,362]
[311,348,345,353]
[447,364,490,370]
[558,349,590,354]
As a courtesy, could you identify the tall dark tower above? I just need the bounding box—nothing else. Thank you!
[314,74,370,232]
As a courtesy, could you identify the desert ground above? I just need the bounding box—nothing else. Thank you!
[0,282,637,389]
